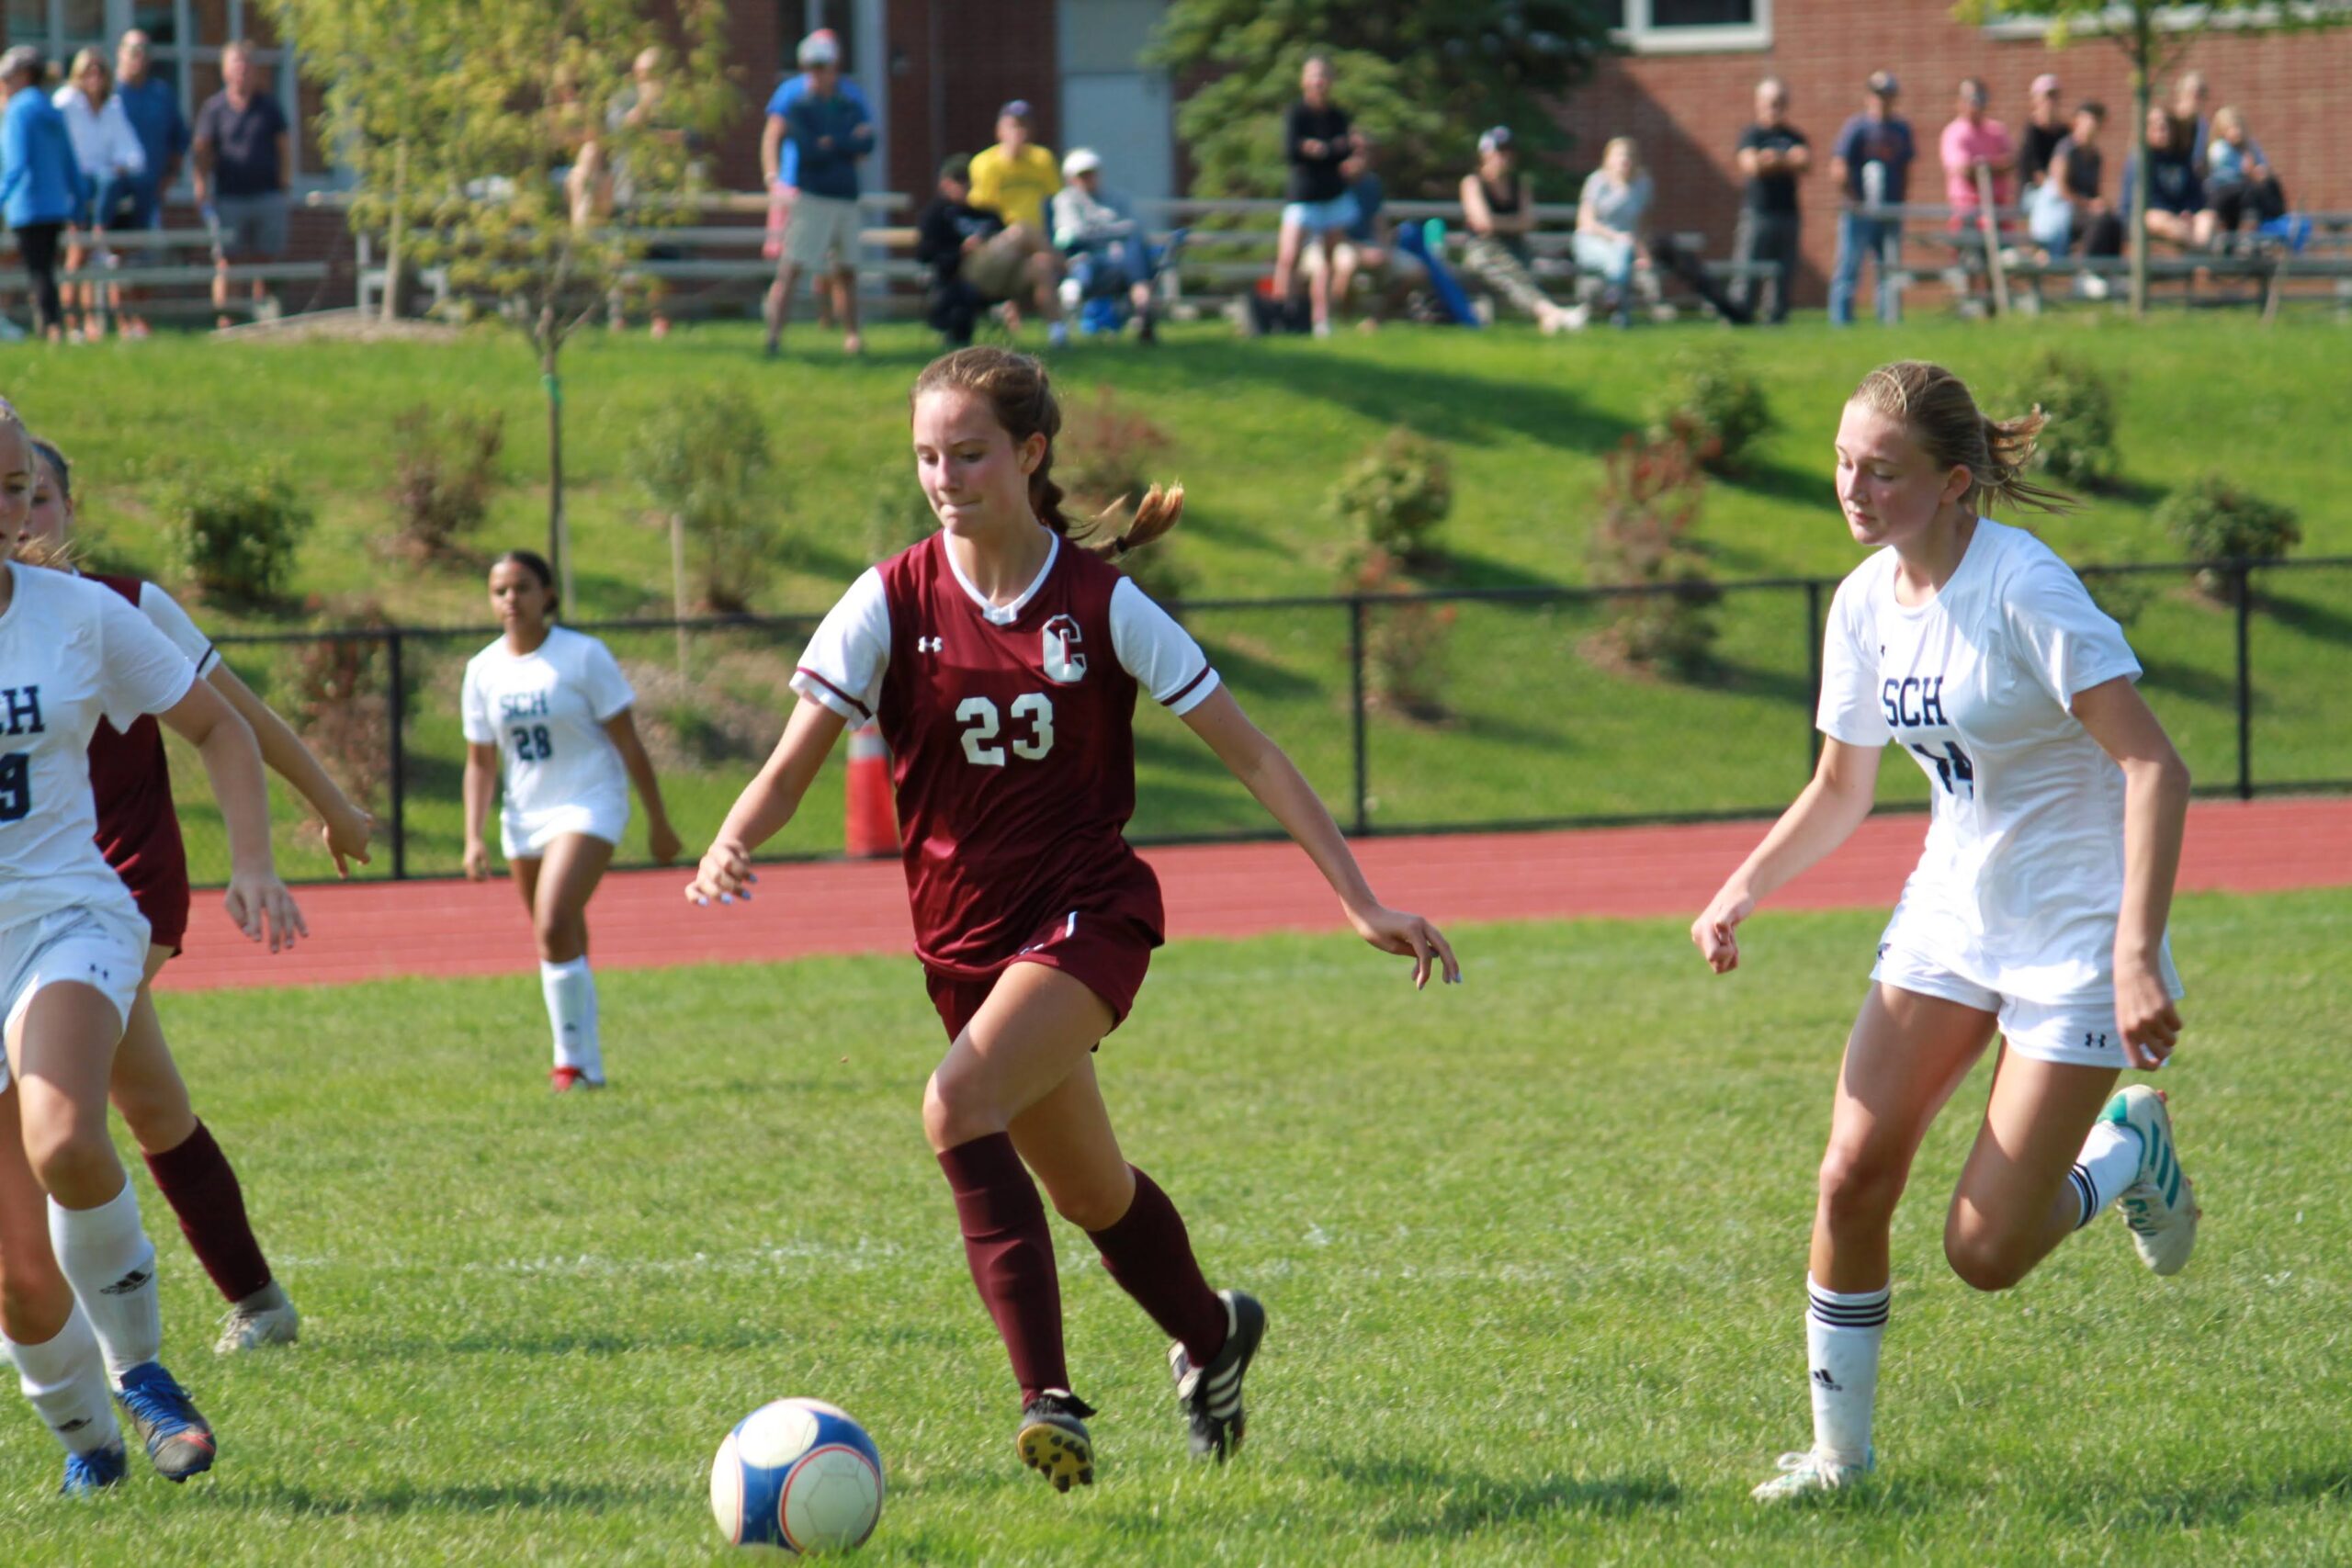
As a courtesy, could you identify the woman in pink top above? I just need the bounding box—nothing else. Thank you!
[1940,78,2016,311]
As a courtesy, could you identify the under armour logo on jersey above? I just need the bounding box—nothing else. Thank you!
[2084,1031,2110,1050]
[1041,613,1087,684]
[101,1267,153,1296]
[1812,1368,1842,1393]
[917,636,944,654]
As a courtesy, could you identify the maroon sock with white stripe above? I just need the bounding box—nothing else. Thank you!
[937,1133,1069,1403]
[143,1122,273,1306]
[1088,1167,1228,1366]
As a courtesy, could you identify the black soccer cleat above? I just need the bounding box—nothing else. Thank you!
[1168,1289,1265,1463]
[1015,1390,1097,1492]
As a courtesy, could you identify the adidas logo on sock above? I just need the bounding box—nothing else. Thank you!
[100,1268,153,1296]
[1811,1367,1842,1393]
[58,1416,90,1433]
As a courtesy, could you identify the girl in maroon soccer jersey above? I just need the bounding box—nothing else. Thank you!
[20,436,374,1352]
[690,346,1459,1491]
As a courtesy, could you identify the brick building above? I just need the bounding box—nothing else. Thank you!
[1557,3,2352,306]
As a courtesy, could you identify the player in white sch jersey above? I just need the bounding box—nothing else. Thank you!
[0,408,306,1495]
[1690,362,2198,1501]
[461,550,680,1091]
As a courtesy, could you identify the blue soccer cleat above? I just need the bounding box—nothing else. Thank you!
[116,1362,216,1482]
[60,1441,128,1497]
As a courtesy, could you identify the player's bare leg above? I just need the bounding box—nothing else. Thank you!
[764,260,802,357]
[832,265,861,355]
[1758,985,1993,1502]
[1942,1051,2120,1292]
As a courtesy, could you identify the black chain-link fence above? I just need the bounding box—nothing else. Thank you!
[163,556,2352,886]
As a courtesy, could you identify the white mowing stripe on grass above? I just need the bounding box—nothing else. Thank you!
[262,1240,912,1278]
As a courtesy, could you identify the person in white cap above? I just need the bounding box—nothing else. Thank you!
[762,28,874,357]
[1049,148,1158,343]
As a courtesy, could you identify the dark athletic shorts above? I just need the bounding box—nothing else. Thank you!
[922,908,1159,1043]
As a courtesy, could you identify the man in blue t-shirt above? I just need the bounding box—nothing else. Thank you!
[1826,70,1915,326]
[112,30,187,231]
[760,28,873,357]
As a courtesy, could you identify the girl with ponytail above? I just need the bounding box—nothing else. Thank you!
[691,345,1457,1492]
[1692,360,2197,1501]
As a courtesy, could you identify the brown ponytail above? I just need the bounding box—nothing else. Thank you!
[1850,360,2078,516]
[910,345,1186,556]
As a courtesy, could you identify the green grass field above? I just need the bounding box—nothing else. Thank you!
[26,315,2339,882]
[3,887,2346,1564]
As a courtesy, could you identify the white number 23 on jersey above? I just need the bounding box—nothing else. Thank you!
[957,694,1055,766]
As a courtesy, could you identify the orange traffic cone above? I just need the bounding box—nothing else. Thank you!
[844,720,899,858]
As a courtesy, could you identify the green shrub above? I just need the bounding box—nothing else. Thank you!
[2012,349,2120,491]
[389,403,503,558]
[1355,548,1457,724]
[633,388,779,614]
[1057,386,1173,523]
[1650,346,1774,476]
[162,463,315,604]
[2157,476,2301,603]
[275,601,395,816]
[1329,428,1453,568]
[1587,434,1719,678]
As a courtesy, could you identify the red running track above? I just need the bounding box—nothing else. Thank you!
[162,797,2352,993]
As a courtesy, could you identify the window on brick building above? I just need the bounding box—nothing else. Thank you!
[1600,0,1771,52]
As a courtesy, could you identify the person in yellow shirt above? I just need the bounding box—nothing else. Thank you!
[967,100,1069,346]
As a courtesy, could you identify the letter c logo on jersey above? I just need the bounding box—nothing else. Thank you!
[1040,614,1087,685]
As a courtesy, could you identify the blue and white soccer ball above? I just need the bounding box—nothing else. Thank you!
[709,1398,885,1554]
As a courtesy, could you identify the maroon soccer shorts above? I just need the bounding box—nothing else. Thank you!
[923,909,1160,1043]
[112,812,193,957]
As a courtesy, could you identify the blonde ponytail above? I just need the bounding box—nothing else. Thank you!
[1851,361,2078,516]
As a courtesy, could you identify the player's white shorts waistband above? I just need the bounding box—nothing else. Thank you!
[501,799,628,860]
[1870,943,2177,1069]
[0,904,151,1092]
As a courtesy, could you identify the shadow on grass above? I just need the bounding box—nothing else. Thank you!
[2264,585,2352,649]
[2138,655,2238,707]
[200,1477,676,1517]
[1327,1457,1682,1538]
[2049,1464,2352,1531]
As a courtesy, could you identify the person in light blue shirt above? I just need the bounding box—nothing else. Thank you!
[761,29,874,356]
[1,46,84,340]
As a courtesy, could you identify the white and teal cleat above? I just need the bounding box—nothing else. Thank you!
[1751,1448,1872,1503]
[2106,1086,2199,1276]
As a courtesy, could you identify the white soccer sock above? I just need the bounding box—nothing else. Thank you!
[47,1179,161,1386]
[540,957,604,1081]
[4,1303,121,1456]
[2068,1121,2144,1229]
[1806,1275,1889,1467]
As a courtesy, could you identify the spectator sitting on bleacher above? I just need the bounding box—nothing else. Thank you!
[53,47,144,342]
[2204,107,2287,245]
[2171,71,2211,179]
[1459,126,1580,334]
[761,28,874,359]
[2030,101,2122,293]
[1,44,78,342]
[918,152,1063,349]
[967,100,1067,348]
[2019,74,2067,189]
[1050,148,1158,344]
[111,30,185,338]
[1313,134,1424,327]
[2123,104,2214,251]
[191,39,288,332]
[1272,55,1357,339]
[1732,77,1808,325]
[1574,135,1655,330]
[1827,70,1915,326]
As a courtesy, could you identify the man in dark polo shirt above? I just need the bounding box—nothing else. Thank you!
[1732,77,1810,323]
[191,39,289,328]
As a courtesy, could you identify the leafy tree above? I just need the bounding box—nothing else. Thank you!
[1951,0,2349,317]
[263,0,732,601]
[1151,3,1613,199]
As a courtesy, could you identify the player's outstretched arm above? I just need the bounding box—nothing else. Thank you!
[604,708,684,866]
[2072,674,2190,1069]
[1690,737,1881,975]
[687,695,848,904]
[158,676,306,953]
[207,661,375,877]
[1179,686,1460,989]
[461,742,498,881]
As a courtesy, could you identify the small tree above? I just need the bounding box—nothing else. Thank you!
[1951,0,2350,317]
[634,386,781,619]
[268,0,732,604]
[1588,434,1719,678]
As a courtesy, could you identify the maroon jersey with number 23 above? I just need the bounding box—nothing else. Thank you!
[791,533,1221,977]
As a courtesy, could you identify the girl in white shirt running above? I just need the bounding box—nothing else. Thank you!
[0,409,304,1495]
[1691,361,2197,1502]
[461,551,680,1090]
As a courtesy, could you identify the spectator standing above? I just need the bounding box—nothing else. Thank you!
[1459,127,1577,334]
[2171,71,2211,178]
[0,46,80,342]
[761,29,874,359]
[967,100,1068,347]
[1940,78,2016,312]
[1732,78,1809,324]
[1272,56,1357,338]
[2018,73,2068,188]
[113,31,187,338]
[190,40,289,331]
[53,49,145,341]
[1573,135,1655,329]
[2204,107,2286,242]
[2122,105,2213,250]
[1827,71,1916,326]
[1050,148,1158,344]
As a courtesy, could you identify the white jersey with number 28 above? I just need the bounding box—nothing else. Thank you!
[460,626,636,845]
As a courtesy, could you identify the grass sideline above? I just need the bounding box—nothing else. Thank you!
[0,887,2345,1564]
[15,317,2348,877]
